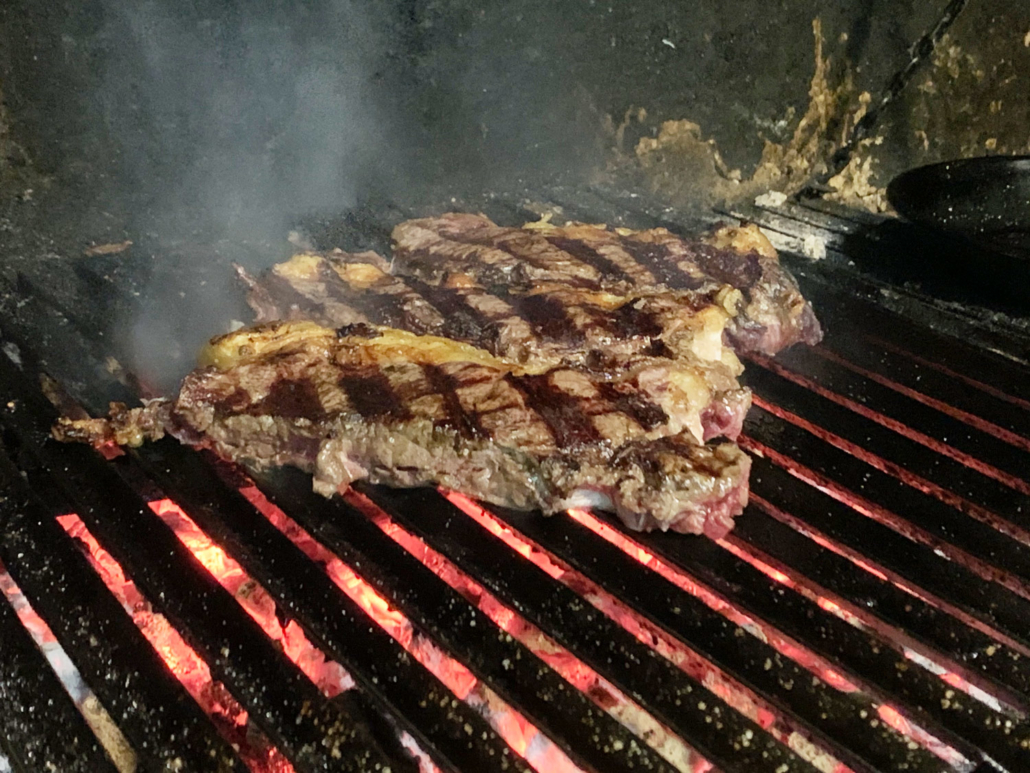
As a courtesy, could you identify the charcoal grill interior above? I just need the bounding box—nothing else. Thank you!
[0,187,1028,773]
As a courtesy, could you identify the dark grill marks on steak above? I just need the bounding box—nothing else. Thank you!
[389,214,822,356]
[604,300,665,343]
[503,292,586,345]
[398,276,504,353]
[246,378,329,421]
[337,370,412,420]
[212,212,825,537]
[406,245,517,289]
[420,364,486,439]
[241,250,715,371]
[507,372,603,450]
[54,322,754,535]
[315,261,418,333]
[690,242,764,289]
[596,382,669,432]
[446,228,604,290]
[405,216,605,289]
[455,231,556,271]
[543,236,637,285]
[614,237,702,290]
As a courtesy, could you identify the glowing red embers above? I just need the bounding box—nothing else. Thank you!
[566,509,972,770]
[566,509,861,693]
[749,353,1030,497]
[441,494,855,764]
[343,490,712,773]
[146,499,352,699]
[750,394,1030,549]
[237,485,586,773]
[55,513,295,773]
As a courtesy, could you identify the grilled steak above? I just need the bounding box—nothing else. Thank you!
[55,214,825,538]
[54,322,750,536]
[390,213,822,356]
[237,250,740,372]
[237,251,752,443]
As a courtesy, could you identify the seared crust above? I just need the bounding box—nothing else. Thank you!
[391,213,822,356]
[55,322,750,535]
[237,250,741,372]
[55,214,823,538]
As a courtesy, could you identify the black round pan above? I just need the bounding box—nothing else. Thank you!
[873,156,1030,314]
[887,156,1030,256]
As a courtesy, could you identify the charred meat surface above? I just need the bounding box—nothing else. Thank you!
[390,213,822,356]
[237,249,742,374]
[54,322,750,536]
[55,214,824,538]
[237,250,753,444]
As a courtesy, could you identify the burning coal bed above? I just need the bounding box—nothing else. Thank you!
[2,460,992,773]
[5,486,701,773]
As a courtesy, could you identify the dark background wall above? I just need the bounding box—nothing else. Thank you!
[0,0,1026,231]
[3,2,1014,198]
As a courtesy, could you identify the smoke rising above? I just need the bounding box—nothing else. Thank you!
[99,0,392,244]
[86,1,602,390]
[91,0,397,389]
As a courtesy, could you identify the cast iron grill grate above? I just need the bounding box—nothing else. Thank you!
[1,197,1028,773]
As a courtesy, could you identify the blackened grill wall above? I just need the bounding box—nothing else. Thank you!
[2,0,1026,212]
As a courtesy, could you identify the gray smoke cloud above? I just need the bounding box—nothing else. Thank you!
[91,0,399,389]
[84,1,602,390]
[100,0,391,244]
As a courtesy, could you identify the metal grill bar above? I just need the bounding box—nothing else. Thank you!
[498,504,971,772]
[0,559,116,773]
[364,485,928,773]
[241,463,680,773]
[3,193,1030,773]
[131,440,581,773]
[0,448,246,772]
[729,504,1030,703]
[797,283,1030,417]
[0,371,400,773]
[762,346,1030,492]
[742,364,1030,534]
[609,508,1030,770]
[745,453,1030,658]
[744,406,1030,596]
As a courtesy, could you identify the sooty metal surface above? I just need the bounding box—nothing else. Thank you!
[1,196,1029,773]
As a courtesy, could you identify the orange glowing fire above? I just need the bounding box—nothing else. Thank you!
[46,474,979,773]
[342,490,712,773]
[443,494,983,771]
[146,499,353,699]
[748,490,1030,676]
[441,497,817,747]
[58,500,456,773]
[237,485,586,773]
[55,513,295,773]
[565,508,972,770]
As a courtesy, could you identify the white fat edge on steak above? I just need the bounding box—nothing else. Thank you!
[200,320,551,375]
